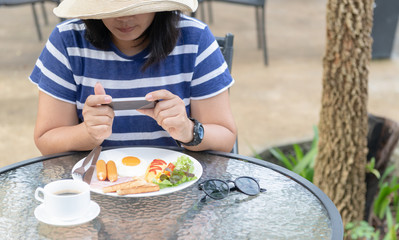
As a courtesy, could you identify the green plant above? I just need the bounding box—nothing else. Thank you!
[258,125,399,239]
[383,208,399,240]
[344,221,380,240]
[346,164,399,239]
[373,168,399,220]
[366,157,381,179]
[268,126,318,182]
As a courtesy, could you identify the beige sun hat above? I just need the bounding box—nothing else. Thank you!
[53,0,198,19]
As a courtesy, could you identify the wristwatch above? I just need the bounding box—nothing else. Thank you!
[179,118,204,146]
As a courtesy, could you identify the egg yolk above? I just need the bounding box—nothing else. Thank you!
[122,156,141,166]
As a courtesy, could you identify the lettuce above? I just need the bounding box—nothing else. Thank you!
[155,155,197,189]
[174,155,195,173]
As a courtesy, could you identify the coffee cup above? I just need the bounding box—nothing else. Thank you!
[35,179,90,221]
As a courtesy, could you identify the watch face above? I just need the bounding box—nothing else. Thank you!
[198,124,204,139]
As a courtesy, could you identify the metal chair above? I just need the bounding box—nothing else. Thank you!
[216,33,234,73]
[194,0,268,65]
[215,33,238,154]
[0,0,60,41]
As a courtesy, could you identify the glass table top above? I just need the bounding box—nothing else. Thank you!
[0,148,340,239]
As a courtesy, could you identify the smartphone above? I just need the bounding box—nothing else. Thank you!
[108,97,157,111]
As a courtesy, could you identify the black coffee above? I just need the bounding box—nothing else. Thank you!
[54,190,81,196]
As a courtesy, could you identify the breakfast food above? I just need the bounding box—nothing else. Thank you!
[96,159,107,181]
[116,156,147,177]
[155,155,197,189]
[106,160,118,182]
[117,184,159,195]
[144,159,167,183]
[90,155,196,196]
[102,176,160,195]
[122,156,141,166]
[163,162,176,176]
[102,176,146,193]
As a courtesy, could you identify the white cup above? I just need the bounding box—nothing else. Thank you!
[35,179,90,221]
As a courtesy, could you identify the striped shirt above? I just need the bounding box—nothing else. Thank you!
[29,15,234,147]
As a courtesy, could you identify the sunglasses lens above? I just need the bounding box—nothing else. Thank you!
[235,177,260,196]
[203,180,229,200]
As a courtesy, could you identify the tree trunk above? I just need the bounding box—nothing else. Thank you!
[313,0,374,225]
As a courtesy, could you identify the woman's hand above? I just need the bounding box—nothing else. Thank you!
[138,89,237,152]
[34,82,116,155]
[82,83,114,145]
[137,90,194,143]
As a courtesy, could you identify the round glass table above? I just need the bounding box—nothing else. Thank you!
[0,146,343,239]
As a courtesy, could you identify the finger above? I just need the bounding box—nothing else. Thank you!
[84,112,114,134]
[161,115,185,129]
[85,115,114,127]
[155,107,181,126]
[90,82,112,106]
[94,82,106,95]
[85,95,113,107]
[160,115,192,141]
[152,97,185,121]
[91,106,115,119]
[154,97,178,110]
[136,108,155,119]
[93,105,115,118]
[145,90,175,101]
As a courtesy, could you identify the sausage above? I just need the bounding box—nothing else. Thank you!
[106,160,118,182]
[96,159,107,181]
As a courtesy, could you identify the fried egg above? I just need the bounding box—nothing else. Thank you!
[115,156,147,177]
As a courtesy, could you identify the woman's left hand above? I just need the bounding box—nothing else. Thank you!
[137,90,194,143]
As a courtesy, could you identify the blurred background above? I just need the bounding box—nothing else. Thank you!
[1,0,398,168]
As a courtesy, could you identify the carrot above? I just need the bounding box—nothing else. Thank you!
[106,160,118,182]
[96,159,107,181]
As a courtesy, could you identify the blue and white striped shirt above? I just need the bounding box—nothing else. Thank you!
[30,15,234,147]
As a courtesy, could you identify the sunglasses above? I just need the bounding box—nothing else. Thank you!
[198,176,266,201]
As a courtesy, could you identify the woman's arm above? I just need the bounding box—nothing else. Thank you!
[34,83,114,155]
[188,90,237,152]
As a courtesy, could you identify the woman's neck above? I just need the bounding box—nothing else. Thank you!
[112,36,149,56]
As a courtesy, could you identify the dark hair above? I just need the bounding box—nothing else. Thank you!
[83,11,181,71]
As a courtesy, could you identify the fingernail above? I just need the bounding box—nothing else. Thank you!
[146,94,153,101]
[105,96,112,103]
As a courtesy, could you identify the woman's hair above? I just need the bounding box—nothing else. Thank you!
[83,11,181,71]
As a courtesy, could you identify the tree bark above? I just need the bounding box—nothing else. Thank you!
[313,0,374,225]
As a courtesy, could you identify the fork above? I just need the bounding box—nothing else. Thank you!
[72,146,100,179]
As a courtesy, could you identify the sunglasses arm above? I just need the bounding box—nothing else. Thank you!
[200,195,208,202]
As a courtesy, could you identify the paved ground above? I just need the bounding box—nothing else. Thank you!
[1,0,398,168]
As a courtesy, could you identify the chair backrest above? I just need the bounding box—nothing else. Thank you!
[215,33,238,154]
[196,0,268,65]
[215,33,234,73]
[222,0,265,7]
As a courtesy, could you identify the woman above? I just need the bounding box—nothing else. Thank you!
[30,0,237,155]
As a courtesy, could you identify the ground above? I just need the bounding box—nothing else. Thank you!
[1,0,398,167]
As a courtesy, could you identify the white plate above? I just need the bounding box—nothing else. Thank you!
[34,201,100,227]
[71,147,203,197]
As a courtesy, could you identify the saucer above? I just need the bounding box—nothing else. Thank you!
[34,201,100,226]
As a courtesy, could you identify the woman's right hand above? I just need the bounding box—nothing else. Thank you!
[82,82,114,145]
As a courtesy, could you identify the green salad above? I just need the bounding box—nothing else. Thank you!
[155,155,197,189]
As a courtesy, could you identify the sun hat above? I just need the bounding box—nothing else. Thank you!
[53,0,198,19]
